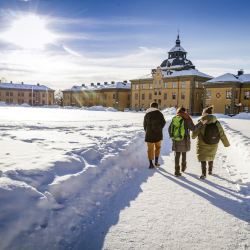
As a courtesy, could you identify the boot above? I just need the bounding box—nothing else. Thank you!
[181,162,187,173]
[208,162,213,175]
[155,157,160,167]
[200,165,206,179]
[149,160,155,169]
[175,165,182,177]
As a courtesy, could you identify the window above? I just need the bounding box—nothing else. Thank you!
[128,94,130,101]
[244,91,250,100]
[235,91,238,99]
[172,93,177,100]
[158,91,161,95]
[181,82,186,88]
[149,93,152,100]
[206,90,212,99]
[243,106,249,112]
[10,92,13,96]
[135,85,139,90]
[6,91,9,96]
[164,93,167,100]
[135,93,138,100]
[42,93,45,98]
[226,90,232,99]
[181,92,185,100]
[104,94,107,100]
[154,90,157,95]
[142,93,145,100]
[29,93,32,97]
[172,82,177,88]
[149,84,153,89]
[18,92,21,97]
[164,82,168,88]
[195,81,199,88]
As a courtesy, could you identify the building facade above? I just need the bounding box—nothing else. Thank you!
[130,35,212,114]
[204,70,250,114]
[63,81,131,111]
[0,82,54,105]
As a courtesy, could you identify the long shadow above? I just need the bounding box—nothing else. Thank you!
[156,168,250,224]
[71,167,155,250]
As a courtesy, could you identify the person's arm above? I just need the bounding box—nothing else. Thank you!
[143,115,147,131]
[217,121,230,147]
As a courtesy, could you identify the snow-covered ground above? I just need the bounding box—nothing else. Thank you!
[0,106,249,249]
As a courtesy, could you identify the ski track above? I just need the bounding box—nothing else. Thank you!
[0,110,250,250]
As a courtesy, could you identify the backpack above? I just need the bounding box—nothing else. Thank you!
[202,121,220,144]
[169,116,185,141]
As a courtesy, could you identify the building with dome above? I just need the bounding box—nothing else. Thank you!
[130,35,212,114]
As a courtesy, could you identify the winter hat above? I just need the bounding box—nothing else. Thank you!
[202,106,214,115]
[177,107,186,114]
[150,102,158,108]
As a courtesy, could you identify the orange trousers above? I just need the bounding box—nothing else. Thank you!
[147,141,161,160]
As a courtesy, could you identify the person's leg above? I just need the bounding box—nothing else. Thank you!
[147,142,155,168]
[181,152,187,172]
[208,161,213,175]
[154,141,161,166]
[200,161,207,179]
[175,152,181,176]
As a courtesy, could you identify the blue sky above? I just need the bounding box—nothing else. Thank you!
[0,0,250,89]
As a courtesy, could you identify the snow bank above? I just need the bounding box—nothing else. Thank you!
[162,107,176,116]
[234,112,250,119]
[1,107,165,249]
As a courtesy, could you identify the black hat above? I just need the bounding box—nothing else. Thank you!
[202,106,214,115]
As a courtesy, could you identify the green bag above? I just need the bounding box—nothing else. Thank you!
[169,116,185,141]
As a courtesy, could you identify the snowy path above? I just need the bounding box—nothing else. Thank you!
[77,140,250,250]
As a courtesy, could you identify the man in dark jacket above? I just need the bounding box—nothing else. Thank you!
[143,102,166,169]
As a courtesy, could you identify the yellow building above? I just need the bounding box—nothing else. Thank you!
[204,70,250,114]
[0,81,54,105]
[63,81,131,111]
[130,35,212,115]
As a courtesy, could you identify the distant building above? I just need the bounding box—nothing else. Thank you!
[130,35,212,114]
[0,81,54,105]
[204,70,250,114]
[62,81,131,111]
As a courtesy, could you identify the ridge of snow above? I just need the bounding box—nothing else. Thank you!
[0,83,53,91]
[206,73,250,84]
[169,45,186,53]
[162,68,212,78]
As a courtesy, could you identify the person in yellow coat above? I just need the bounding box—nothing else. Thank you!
[192,106,230,179]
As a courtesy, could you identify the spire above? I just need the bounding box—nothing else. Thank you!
[176,31,180,46]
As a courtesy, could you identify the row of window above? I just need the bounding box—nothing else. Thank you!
[3,99,50,105]
[206,90,250,100]
[134,81,200,90]
[0,91,51,98]
[135,92,186,100]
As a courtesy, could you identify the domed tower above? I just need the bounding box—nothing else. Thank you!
[160,35,195,71]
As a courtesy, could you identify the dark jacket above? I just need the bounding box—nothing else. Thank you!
[168,112,202,152]
[143,108,166,143]
[192,114,230,161]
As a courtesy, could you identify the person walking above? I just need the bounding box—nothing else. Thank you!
[168,107,206,176]
[143,102,166,169]
[192,106,230,179]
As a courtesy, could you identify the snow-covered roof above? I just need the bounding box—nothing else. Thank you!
[238,74,250,83]
[0,82,54,91]
[64,82,131,92]
[130,74,153,81]
[169,45,186,53]
[162,69,212,79]
[206,73,250,84]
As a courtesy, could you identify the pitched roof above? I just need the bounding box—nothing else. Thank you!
[64,82,131,92]
[0,82,54,91]
[206,73,250,84]
[162,69,212,79]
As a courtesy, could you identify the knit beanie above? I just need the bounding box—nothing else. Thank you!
[202,106,213,115]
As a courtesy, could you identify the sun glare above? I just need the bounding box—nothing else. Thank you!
[3,14,56,49]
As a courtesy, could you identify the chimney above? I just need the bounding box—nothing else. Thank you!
[97,82,100,86]
[123,80,127,83]
[238,69,244,76]
[111,81,115,84]
[104,82,108,85]
[10,81,12,84]
[91,83,94,86]
[21,82,24,84]
[82,83,85,87]
[37,83,40,86]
